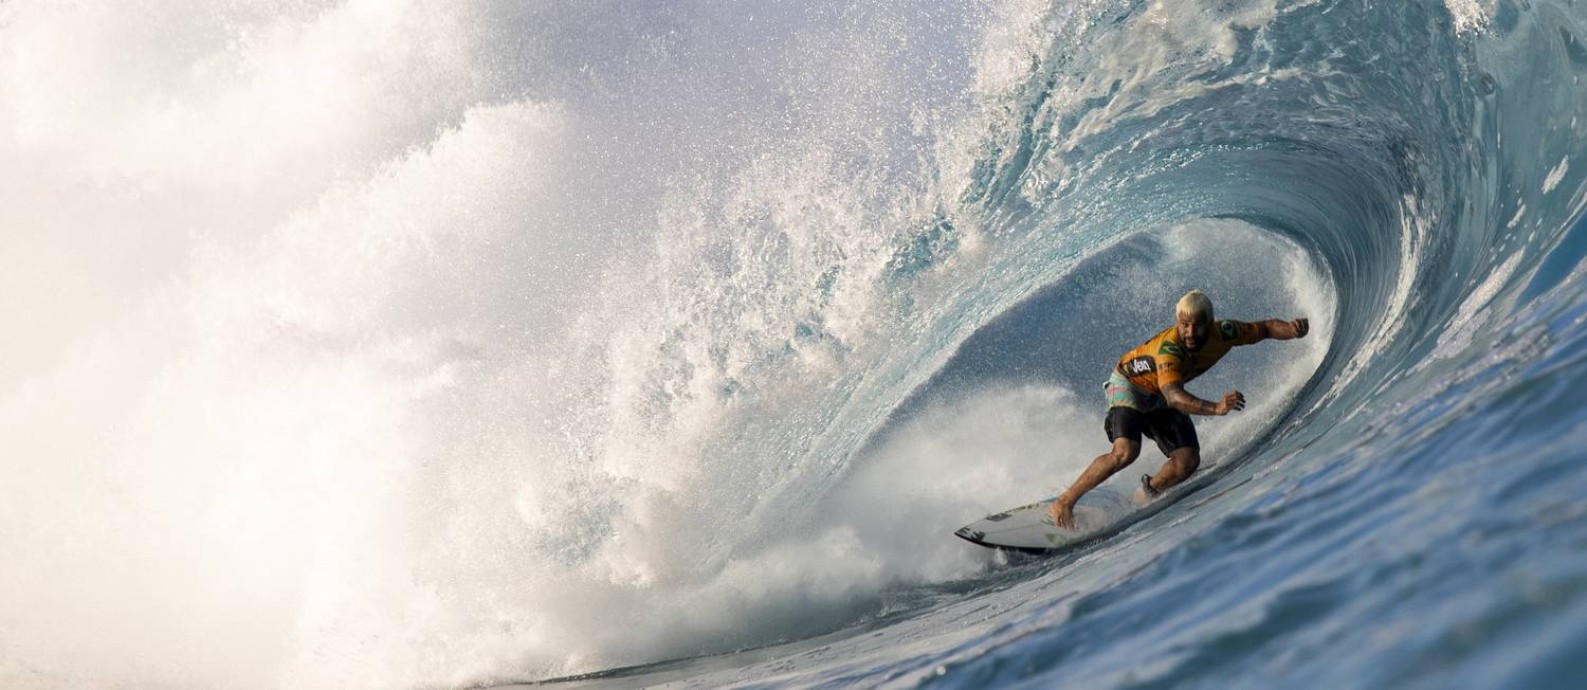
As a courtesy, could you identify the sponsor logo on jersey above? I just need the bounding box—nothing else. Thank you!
[1220,320,1237,340]
[1125,355,1156,375]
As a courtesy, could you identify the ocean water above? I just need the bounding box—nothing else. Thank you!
[3,0,1586,688]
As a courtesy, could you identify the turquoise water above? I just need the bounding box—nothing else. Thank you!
[528,0,1587,687]
[3,1,1585,688]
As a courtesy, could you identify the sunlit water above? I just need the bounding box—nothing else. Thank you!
[3,1,1586,688]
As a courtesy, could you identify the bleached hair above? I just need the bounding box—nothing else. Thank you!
[1176,290,1214,321]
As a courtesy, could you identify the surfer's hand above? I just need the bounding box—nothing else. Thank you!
[1291,318,1310,339]
[1216,390,1246,415]
[1050,500,1076,530]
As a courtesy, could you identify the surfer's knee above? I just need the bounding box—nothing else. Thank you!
[1108,441,1140,471]
[1170,447,1200,474]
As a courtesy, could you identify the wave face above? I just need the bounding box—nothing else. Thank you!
[3,1,1587,688]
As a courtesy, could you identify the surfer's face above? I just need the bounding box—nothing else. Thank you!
[1177,312,1211,351]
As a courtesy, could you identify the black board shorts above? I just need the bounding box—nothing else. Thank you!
[1105,405,1199,456]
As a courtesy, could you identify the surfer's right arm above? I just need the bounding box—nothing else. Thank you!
[1161,382,1245,416]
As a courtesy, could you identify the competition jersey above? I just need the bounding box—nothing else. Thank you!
[1115,320,1264,396]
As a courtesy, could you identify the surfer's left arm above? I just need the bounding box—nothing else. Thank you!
[1254,318,1309,341]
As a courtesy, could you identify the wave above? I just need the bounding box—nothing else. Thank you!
[2,0,1585,688]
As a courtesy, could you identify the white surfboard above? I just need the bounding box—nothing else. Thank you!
[954,488,1136,553]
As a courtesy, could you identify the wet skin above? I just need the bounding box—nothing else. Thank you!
[1049,315,1310,529]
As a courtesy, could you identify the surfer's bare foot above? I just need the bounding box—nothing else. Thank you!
[1133,474,1160,505]
[1050,499,1076,530]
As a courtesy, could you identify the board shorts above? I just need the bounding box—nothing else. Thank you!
[1103,371,1199,456]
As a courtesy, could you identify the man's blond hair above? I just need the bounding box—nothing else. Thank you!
[1176,289,1214,321]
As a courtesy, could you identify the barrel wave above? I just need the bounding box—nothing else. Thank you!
[3,1,1587,688]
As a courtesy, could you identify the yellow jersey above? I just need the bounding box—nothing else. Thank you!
[1115,320,1264,396]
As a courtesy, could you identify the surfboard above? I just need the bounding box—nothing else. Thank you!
[954,487,1135,553]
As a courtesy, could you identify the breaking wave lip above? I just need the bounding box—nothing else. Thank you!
[521,0,1587,682]
[4,0,1587,688]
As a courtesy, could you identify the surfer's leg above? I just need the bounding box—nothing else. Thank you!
[1149,446,1201,492]
[1079,437,1142,485]
[1092,407,1145,479]
[1053,438,1140,527]
[1053,431,1140,527]
[1054,407,1147,527]
[1144,409,1200,492]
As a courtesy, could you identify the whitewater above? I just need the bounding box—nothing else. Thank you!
[3,0,1587,688]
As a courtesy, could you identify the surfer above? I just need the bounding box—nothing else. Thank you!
[1050,290,1309,529]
